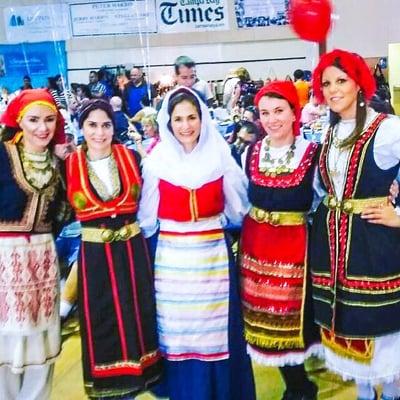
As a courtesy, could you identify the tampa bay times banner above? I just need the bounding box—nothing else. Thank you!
[235,0,289,28]
[156,0,229,33]
[3,1,230,39]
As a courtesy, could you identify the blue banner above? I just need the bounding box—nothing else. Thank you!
[0,41,67,92]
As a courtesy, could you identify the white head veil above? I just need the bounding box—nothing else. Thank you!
[146,86,236,188]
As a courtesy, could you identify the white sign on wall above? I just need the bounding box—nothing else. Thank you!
[69,0,157,37]
[235,0,289,28]
[156,0,229,34]
[3,4,71,44]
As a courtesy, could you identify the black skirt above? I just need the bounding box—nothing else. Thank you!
[78,216,162,398]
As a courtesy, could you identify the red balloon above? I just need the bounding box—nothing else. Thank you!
[289,0,332,43]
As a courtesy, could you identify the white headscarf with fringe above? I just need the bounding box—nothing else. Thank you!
[147,86,239,188]
[138,86,249,237]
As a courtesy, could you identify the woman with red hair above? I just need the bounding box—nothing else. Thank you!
[310,49,400,400]
[0,89,69,399]
[240,81,321,400]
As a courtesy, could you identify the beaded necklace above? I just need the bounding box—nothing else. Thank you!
[18,143,55,190]
[259,138,296,177]
[329,127,350,179]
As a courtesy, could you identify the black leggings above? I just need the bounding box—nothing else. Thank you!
[279,364,315,395]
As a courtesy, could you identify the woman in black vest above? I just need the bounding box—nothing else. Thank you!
[0,89,68,399]
[240,81,320,400]
[310,49,400,400]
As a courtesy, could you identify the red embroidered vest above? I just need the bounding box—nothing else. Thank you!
[66,145,141,221]
[158,177,224,222]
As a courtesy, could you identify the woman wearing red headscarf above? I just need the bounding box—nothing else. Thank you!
[310,49,400,400]
[240,81,320,400]
[0,89,69,399]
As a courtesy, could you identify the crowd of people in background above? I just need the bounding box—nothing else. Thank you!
[0,49,399,400]
[1,54,395,148]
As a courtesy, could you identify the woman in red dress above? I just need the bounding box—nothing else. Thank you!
[240,81,320,400]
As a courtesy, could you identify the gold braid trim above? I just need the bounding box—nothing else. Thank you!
[16,101,57,123]
[85,372,161,397]
[321,329,374,364]
[244,311,301,332]
[245,330,304,350]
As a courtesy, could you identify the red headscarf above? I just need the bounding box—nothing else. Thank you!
[254,80,301,136]
[0,88,66,144]
[312,49,376,104]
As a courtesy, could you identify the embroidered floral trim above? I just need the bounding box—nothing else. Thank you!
[249,140,318,188]
[69,145,141,220]
[0,143,61,233]
[0,236,58,328]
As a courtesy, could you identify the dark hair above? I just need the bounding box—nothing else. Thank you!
[78,99,115,129]
[77,84,92,99]
[0,126,19,142]
[97,69,105,81]
[89,70,98,77]
[328,57,367,149]
[47,76,58,90]
[70,82,80,94]
[236,120,259,137]
[239,93,255,109]
[244,106,259,120]
[23,75,31,81]
[167,89,202,133]
[293,69,304,80]
[174,56,196,75]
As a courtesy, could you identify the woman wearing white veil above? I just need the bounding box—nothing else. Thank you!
[138,86,255,400]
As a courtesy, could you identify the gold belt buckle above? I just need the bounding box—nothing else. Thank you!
[342,200,354,214]
[101,228,115,243]
[100,225,132,242]
[254,208,266,222]
[252,207,280,225]
[327,196,339,210]
[118,225,132,241]
[326,196,354,214]
[268,212,280,226]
